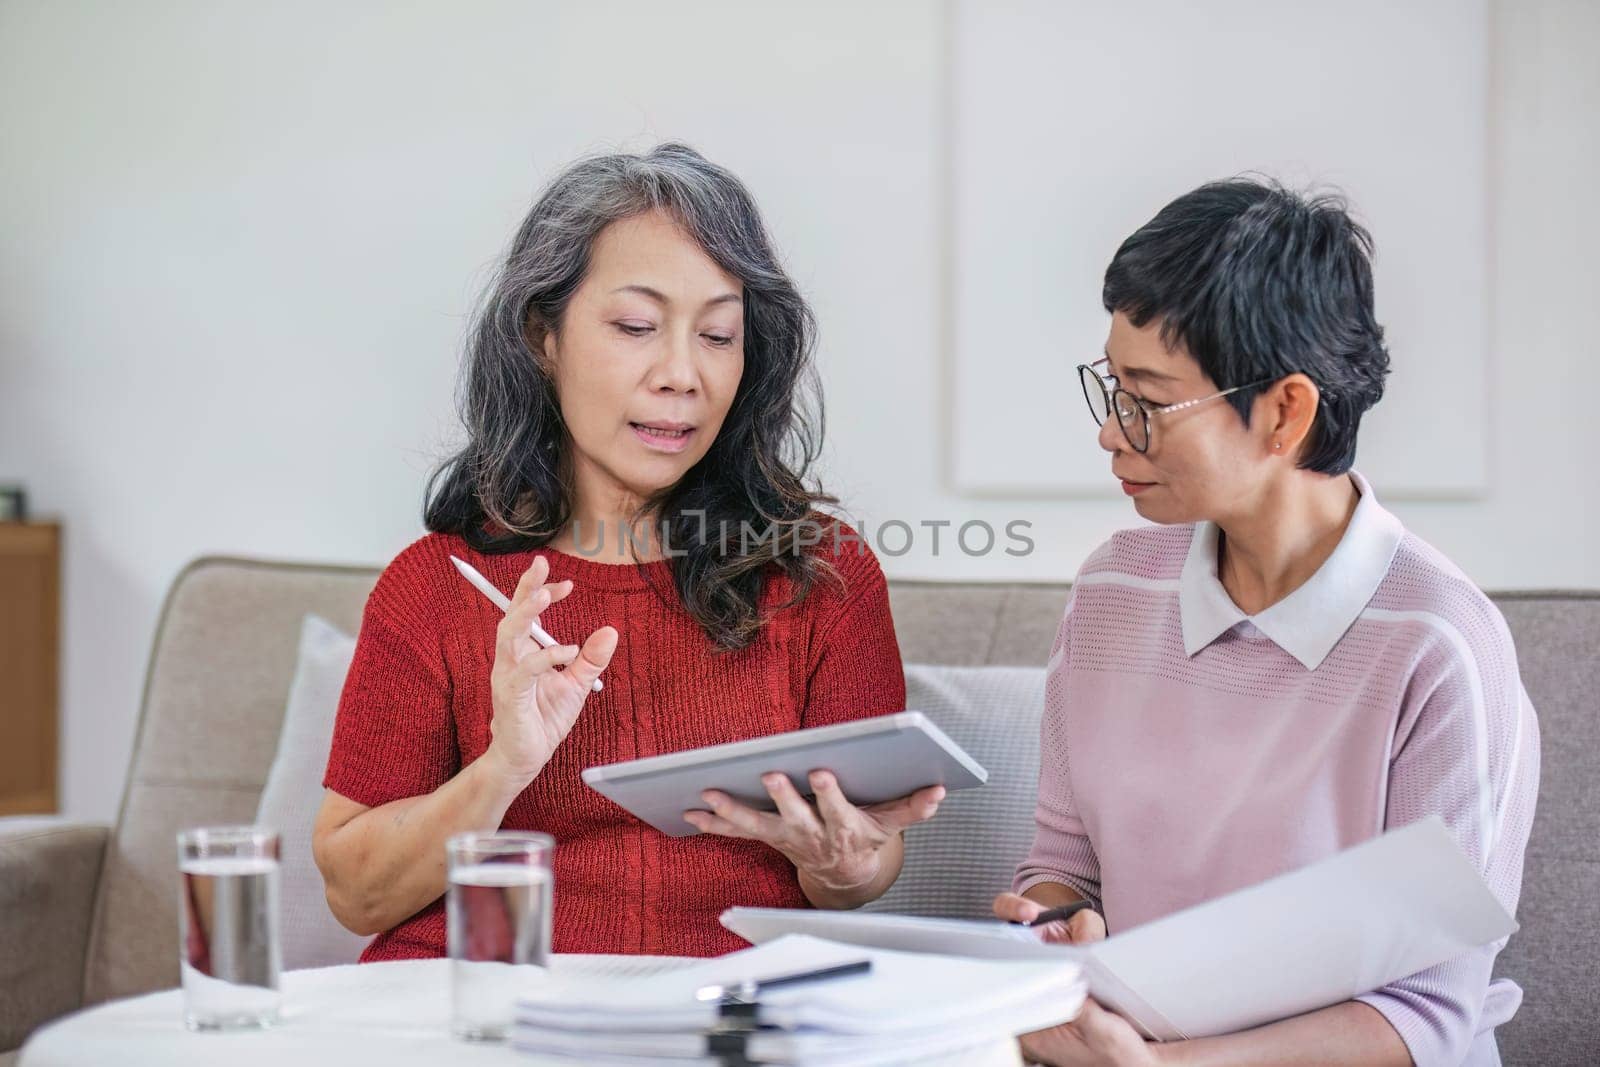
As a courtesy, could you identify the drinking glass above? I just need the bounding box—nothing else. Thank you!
[447,830,554,1041]
[177,826,282,1031]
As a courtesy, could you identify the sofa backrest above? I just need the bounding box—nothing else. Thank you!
[83,559,377,1006]
[84,559,1598,1065]
[1481,594,1600,1064]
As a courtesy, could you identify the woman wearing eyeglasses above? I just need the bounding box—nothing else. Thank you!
[994,180,1538,1067]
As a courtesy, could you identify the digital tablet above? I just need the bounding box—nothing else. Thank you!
[581,711,988,837]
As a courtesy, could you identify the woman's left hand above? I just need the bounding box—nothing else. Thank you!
[683,770,944,894]
[1019,998,1162,1067]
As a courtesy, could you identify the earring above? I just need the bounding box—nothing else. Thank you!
[1272,441,1282,451]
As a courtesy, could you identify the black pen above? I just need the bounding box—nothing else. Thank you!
[1010,899,1095,928]
[694,959,873,1004]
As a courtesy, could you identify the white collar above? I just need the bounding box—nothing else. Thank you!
[1179,471,1404,670]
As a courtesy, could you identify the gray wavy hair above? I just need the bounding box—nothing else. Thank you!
[425,143,839,649]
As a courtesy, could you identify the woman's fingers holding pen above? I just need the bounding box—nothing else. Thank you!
[1035,906,1107,946]
[561,625,618,693]
[488,638,578,783]
[495,639,578,724]
[504,580,577,652]
[992,892,1044,924]
[991,893,1106,944]
[511,555,550,603]
[507,641,581,689]
[497,587,552,659]
[509,557,574,619]
[514,622,615,705]
[540,578,575,609]
[1061,908,1107,943]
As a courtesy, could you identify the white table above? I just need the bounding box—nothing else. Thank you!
[20,957,1022,1066]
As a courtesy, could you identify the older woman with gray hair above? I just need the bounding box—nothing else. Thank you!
[311,144,942,961]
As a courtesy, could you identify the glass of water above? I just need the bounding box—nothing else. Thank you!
[177,826,282,1031]
[447,830,554,1041]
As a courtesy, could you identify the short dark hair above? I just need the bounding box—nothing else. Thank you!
[1102,178,1390,474]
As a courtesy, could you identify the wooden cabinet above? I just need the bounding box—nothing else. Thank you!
[0,521,60,814]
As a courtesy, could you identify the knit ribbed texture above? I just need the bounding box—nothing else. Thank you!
[1015,522,1539,1067]
[323,524,905,961]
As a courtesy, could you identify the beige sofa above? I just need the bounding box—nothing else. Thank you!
[2,557,1596,1064]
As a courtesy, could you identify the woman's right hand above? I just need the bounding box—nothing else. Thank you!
[485,555,618,786]
[993,892,1108,945]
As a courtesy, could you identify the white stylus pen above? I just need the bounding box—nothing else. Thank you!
[449,554,604,692]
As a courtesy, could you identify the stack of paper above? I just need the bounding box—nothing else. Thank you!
[511,934,1086,1065]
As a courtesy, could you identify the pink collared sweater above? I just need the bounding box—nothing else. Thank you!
[1017,523,1539,1067]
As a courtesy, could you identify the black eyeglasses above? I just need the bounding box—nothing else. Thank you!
[1077,358,1276,454]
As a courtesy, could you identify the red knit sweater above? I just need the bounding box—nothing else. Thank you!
[323,525,906,961]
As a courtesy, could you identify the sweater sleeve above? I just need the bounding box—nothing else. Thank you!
[799,525,907,730]
[1355,602,1541,1067]
[322,543,458,809]
[1013,596,1103,910]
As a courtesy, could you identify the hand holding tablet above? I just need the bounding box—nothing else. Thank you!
[581,712,987,838]
[690,765,949,899]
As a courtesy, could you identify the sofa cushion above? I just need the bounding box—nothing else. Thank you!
[865,663,1045,920]
[255,616,369,969]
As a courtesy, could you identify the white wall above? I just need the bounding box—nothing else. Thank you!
[953,0,1493,498]
[1,0,1595,820]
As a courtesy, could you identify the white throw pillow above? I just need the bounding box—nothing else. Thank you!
[864,663,1046,920]
[255,614,369,969]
